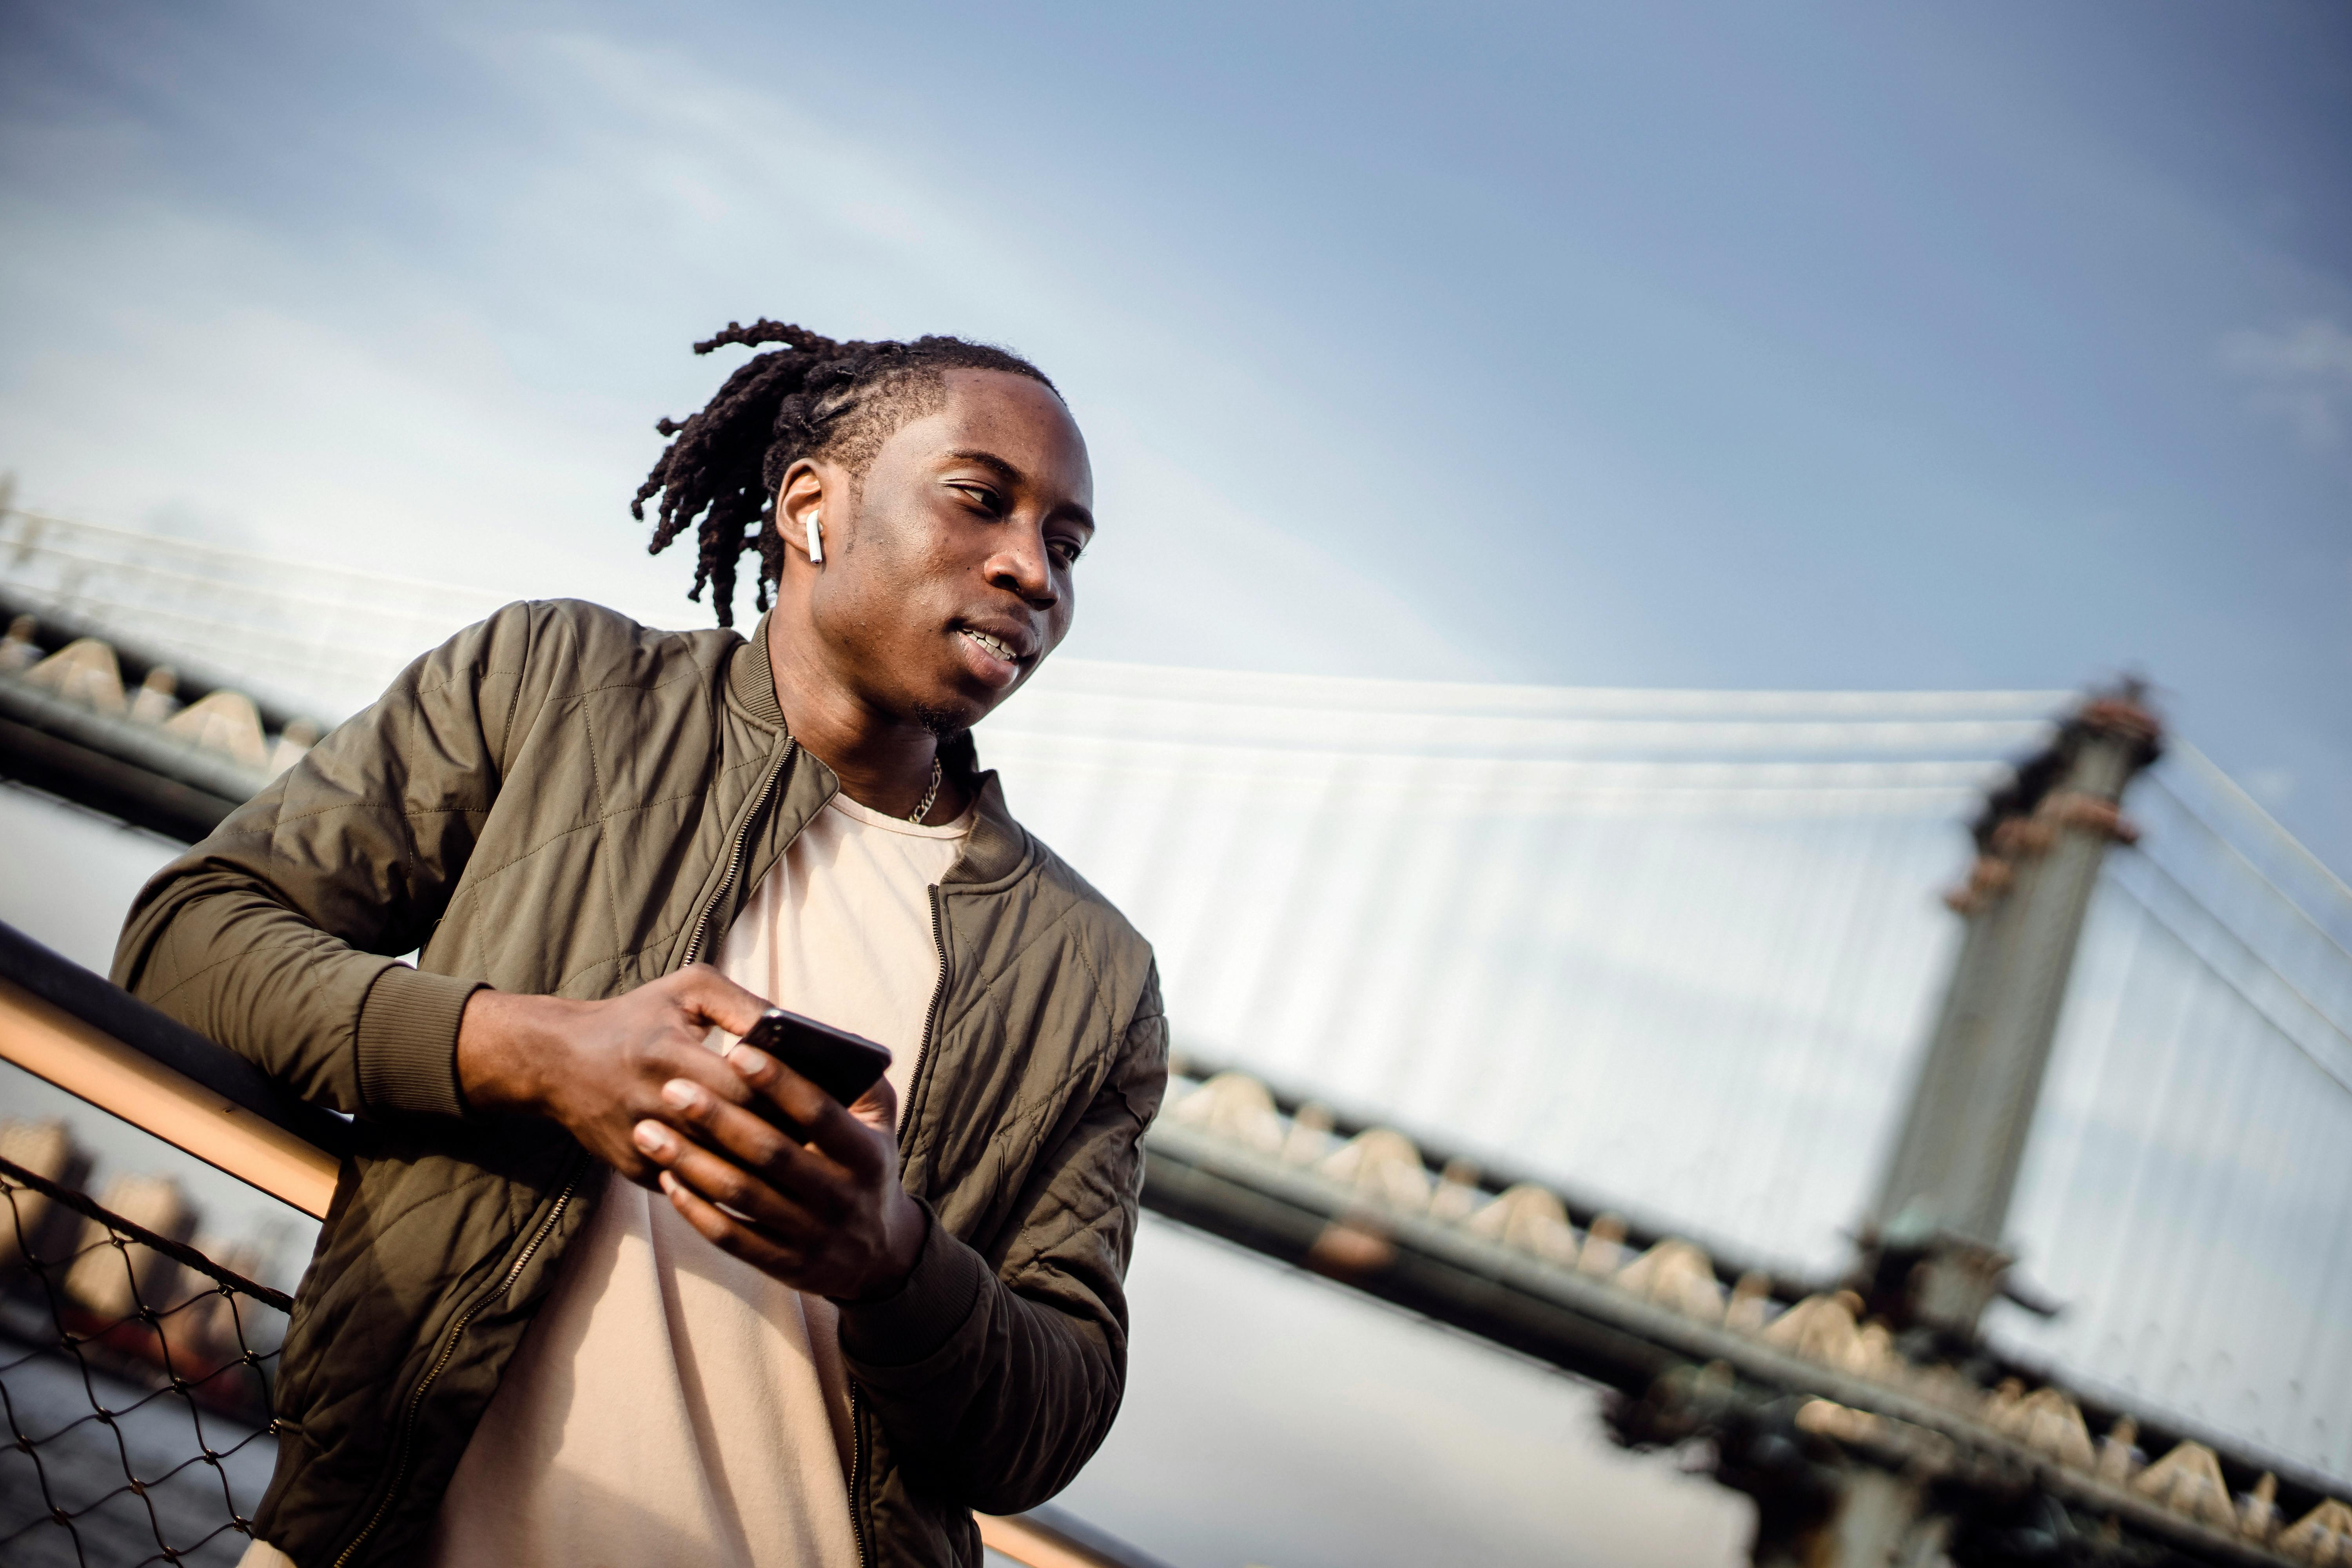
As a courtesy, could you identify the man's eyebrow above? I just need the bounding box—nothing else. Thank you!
[944,448,1023,484]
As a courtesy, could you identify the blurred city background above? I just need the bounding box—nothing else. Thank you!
[2,4,2347,1566]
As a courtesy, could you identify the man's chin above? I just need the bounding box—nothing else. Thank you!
[912,691,989,739]
[934,661,1039,728]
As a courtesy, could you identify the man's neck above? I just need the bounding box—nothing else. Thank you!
[766,622,968,823]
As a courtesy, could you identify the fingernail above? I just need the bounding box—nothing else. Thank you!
[660,1080,697,1110]
[657,1171,679,1197]
[730,1047,771,1078]
[633,1120,671,1155]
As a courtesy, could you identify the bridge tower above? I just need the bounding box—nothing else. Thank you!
[1857,682,2161,1341]
[1748,686,2163,1567]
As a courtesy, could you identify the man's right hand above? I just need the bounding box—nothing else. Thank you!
[455,965,772,1184]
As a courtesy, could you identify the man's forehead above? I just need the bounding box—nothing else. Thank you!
[933,368,1078,434]
[895,376,1091,490]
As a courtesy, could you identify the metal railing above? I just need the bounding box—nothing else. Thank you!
[0,921,1165,1568]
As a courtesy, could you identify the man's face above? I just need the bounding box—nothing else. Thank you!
[800,368,1094,734]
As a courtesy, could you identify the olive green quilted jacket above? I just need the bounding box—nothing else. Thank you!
[113,600,1167,1568]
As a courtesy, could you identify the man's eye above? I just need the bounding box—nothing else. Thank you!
[1050,539,1085,568]
[951,484,1001,513]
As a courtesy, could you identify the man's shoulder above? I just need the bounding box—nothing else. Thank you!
[474,599,742,692]
[954,765,1153,988]
[1011,829,1156,983]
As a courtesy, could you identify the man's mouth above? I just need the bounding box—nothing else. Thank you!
[952,624,1034,691]
[958,627,1023,665]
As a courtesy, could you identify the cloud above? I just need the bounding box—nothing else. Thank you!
[2219,318,2352,450]
[0,15,1486,680]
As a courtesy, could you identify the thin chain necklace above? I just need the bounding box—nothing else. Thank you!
[909,757,942,824]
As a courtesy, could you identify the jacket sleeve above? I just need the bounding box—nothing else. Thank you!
[110,603,548,1120]
[838,966,1168,1513]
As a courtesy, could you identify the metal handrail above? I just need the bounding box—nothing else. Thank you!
[0,921,345,1217]
[0,917,1164,1568]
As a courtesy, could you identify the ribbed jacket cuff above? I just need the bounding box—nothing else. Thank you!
[356,965,482,1119]
[837,1203,985,1368]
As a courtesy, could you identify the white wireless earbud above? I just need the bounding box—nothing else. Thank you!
[804,513,824,564]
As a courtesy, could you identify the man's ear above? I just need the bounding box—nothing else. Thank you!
[775,461,831,564]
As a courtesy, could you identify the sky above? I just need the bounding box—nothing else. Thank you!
[3,1,2350,1558]
[0,0,2347,867]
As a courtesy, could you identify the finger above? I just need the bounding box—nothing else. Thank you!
[726,1048,891,1180]
[632,1121,826,1238]
[670,963,774,1038]
[643,1034,757,1110]
[722,1048,834,1130]
[658,1171,805,1277]
[653,1077,855,1216]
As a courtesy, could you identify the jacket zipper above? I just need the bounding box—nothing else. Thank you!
[848,1390,872,1568]
[680,736,797,969]
[330,1173,580,1568]
[901,884,951,1159]
[848,883,951,1568]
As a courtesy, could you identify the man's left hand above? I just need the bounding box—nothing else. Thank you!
[629,1047,928,1302]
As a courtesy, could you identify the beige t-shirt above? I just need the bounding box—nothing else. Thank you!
[417,792,973,1568]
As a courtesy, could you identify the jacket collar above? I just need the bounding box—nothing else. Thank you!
[726,613,788,729]
[726,613,1030,888]
[947,764,1029,888]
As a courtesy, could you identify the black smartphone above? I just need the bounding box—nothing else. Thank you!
[733,1007,893,1119]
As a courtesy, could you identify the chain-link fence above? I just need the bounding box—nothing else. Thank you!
[0,1154,285,1567]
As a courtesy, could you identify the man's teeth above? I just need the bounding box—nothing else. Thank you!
[964,630,1015,661]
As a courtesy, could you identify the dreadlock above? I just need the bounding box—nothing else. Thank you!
[633,320,1060,627]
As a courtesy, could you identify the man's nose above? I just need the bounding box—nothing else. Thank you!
[990,526,1058,606]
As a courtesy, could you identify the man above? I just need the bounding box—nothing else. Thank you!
[114,322,1167,1567]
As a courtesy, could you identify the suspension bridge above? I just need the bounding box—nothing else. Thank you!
[2,507,2348,1566]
